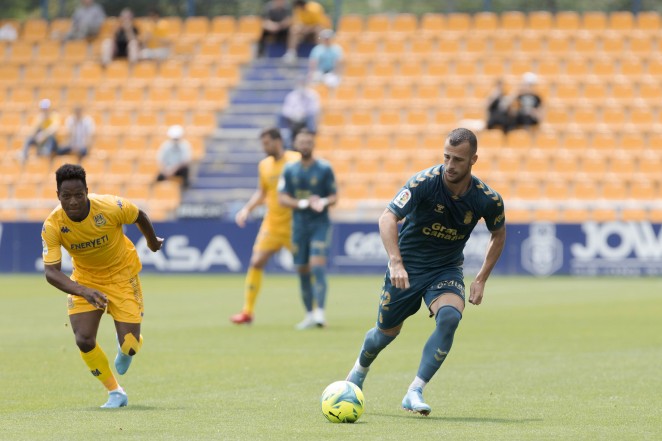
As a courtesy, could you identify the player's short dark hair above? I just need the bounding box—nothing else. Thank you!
[295,128,315,138]
[260,127,282,140]
[55,164,87,191]
[294,0,307,7]
[447,128,478,155]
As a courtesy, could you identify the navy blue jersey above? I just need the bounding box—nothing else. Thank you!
[280,158,337,225]
[387,165,505,276]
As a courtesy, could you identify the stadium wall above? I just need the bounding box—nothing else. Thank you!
[1,221,661,276]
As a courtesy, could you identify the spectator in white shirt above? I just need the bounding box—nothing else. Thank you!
[156,125,192,188]
[278,79,320,149]
[57,106,95,161]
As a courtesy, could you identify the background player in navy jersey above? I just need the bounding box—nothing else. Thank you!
[345,128,506,416]
[278,130,337,329]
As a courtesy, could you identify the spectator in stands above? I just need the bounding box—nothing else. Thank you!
[21,99,61,164]
[485,79,513,134]
[308,29,343,88]
[100,8,139,66]
[62,0,106,41]
[512,72,543,130]
[278,79,321,149]
[257,0,292,58]
[283,0,327,64]
[156,125,192,188]
[0,22,18,42]
[56,106,95,162]
[139,7,171,61]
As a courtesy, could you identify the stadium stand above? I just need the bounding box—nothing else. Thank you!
[0,15,255,221]
[1,11,660,223]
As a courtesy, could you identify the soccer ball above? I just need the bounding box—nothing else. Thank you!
[321,380,365,423]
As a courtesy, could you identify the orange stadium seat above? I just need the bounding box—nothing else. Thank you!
[22,19,48,41]
[582,11,607,31]
[183,16,209,39]
[210,16,236,39]
[365,14,390,34]
[393,13,417,33]
[337,15,363,35]
[446,13,470,32]
[635,11,660,33]
[237,15,261,39]
[553,11,580,31]
[527,11,552,31]
[420,13,445,34]
[499,11,526,32]
[608,11,634,32]
[473,12,498,32]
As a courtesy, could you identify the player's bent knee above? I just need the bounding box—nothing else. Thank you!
[120,333,143,356]
[75,335,96,352]
[435,305,462,331]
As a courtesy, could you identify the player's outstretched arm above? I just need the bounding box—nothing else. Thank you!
[134,209,164,252]
[379,208,409,290]
[236,188,266,228]
[469,225,506,305]
[44,262,108,309]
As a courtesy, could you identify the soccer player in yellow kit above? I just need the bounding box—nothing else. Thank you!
[230,128,300,325]
[42,164,163,408]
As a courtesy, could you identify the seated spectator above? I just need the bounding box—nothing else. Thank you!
[156,125,192,188]
[0,22,18,42]
[62,0,106,41]
[257,0,292,58]
[512,72,543,130]
[56,106,95,162]
[100,8,139,66]
[139,8,171,61]
[283,0,327,64]
[485,79,513,134]
[278,79,320,149]
[21,99,61,163]
[308,29,343,88]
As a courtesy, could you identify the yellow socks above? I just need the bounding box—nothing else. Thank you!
[80,344,119,391]
[243,267,263,315]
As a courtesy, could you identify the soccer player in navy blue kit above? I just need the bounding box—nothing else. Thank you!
[346,128,506,415]
[278,130,338,329]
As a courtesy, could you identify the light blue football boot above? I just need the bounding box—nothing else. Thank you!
[345,367,368,390]
[114,343,132,375]
[100,390,128,409]
[401,387,431,416]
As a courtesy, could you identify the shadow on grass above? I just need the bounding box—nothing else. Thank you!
[88,405,186,411]
[370,412,543,424]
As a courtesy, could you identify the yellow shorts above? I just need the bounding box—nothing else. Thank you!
[254,226,291,253]
[67,275,144,323]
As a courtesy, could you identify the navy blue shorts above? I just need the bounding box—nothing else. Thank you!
[292,222,331,265]
[376,266,465,330]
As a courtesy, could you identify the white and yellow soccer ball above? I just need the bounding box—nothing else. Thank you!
[321,380,365,423]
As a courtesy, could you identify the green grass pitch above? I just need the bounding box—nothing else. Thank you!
[1,274,660,440]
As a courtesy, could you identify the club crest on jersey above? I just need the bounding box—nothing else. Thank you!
[464,211,473,224]
[393,189,411,208]
[94,213,107,227]
[60,226,70,233]
[434,204,445,213]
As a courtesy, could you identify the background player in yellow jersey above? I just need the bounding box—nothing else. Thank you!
[41,164,163,408]
[230,128,300,325]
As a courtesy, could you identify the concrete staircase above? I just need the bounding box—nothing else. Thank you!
[180,57,307,219]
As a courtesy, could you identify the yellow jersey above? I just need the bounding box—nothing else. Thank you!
[42,194,141,285]
[293,1,327,26]
[259,150,300,234]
